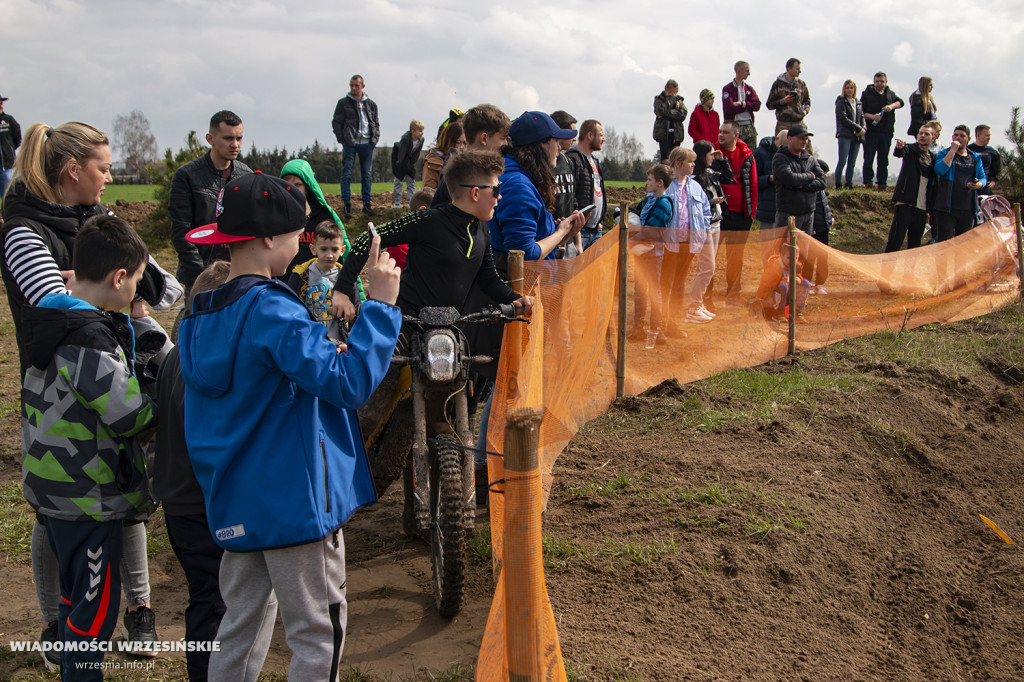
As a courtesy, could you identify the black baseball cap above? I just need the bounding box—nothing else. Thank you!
[787,124,814,137]
[0,94,8,102]
[186,171,306,244]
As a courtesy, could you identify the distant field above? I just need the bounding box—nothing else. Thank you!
[102,179,643,205]
[102,185,159,203]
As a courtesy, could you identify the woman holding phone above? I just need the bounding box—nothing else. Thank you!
[488,111,586,267]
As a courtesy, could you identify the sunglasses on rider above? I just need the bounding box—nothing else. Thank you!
[459,182,501,198]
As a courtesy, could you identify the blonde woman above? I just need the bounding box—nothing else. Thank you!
[834,80,865,189]
[908,76,937,136]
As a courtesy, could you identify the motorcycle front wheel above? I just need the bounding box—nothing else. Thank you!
[430,433,467,618]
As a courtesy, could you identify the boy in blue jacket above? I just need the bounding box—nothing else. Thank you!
[177,172,402,681]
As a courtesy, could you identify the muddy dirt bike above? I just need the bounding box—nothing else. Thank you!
[362,303,527,617]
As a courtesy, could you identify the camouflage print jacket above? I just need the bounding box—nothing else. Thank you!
[21,293,156,522]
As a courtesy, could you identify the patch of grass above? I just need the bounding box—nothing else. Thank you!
[415,662,474,680]
[143,507,171,557]
[566,471,647,499]
[0,481,34,563]
[675,515,729,531]
[867,418,918,459]
[695,558,721,579]
[467,525,492,564]
[659,481,737,506]
[602,536,678,567]
[542,534,587,569]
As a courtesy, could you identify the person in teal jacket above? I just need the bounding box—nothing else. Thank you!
[931,124,986,241]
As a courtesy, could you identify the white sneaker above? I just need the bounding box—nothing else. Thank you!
[698,305,716,318]
[686,307,713,323]
[815,285,828,295]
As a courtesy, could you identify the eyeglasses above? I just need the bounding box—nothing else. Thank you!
[460,183,501,198]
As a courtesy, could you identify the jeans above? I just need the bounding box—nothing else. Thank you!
[862,130,893,186]
[0,168,12,199]
[340,142,375,206]
[580,226,602,250]
[836,137,860,186]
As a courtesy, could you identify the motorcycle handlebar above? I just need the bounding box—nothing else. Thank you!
[401,303,529,326]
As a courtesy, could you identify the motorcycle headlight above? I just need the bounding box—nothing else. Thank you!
[424,331,458,382]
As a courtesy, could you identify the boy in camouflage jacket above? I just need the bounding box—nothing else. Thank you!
[21,216,155,679]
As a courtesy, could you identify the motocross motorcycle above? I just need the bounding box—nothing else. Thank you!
[362,303,527,617]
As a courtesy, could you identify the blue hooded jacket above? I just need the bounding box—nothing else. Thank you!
[178,276,401,551]
[489,154,558,261]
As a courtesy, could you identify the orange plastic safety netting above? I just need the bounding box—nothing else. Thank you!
[476,212,1020,680]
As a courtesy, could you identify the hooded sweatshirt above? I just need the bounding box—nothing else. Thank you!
[279,159,363,299]
[21,293,155,522]
[178,276,400,551]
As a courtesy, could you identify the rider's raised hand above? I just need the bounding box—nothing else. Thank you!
[512,295,534,316]
[331,293,357,323]
[367,231,400,306]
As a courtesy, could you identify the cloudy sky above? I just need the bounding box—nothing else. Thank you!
[4,0,1023,174]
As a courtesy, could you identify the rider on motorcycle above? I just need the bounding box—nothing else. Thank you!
[332,149,533,321]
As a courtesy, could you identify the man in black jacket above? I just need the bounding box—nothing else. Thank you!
[885,127,936,253]
[0,93,21,198]
[861,72,905,189]
[168,110,252,289]
[332,74,381,216]
[566,119,607,250]
[773,124,825,235]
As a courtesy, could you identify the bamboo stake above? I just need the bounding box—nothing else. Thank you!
[788,216,797,355]
[616,203,628,398]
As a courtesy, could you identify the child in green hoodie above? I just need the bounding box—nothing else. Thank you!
[279,158,364,300]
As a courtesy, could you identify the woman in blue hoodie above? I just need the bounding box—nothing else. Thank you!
[489,111,586,269]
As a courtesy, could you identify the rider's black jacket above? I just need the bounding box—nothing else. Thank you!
[336,204,519,316]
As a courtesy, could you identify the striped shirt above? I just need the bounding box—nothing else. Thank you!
[4,226,68,305]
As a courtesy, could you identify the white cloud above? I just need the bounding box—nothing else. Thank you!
[892,42,915,67]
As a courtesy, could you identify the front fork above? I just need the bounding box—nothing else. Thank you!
[408,371,477,535]
[409,370,431,535]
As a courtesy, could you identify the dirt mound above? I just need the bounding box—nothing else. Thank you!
[543,309,1024,679]
[109,198,159,228]
[828,188,894,253]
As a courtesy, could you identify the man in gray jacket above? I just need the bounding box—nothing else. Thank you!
[332,74,381,216]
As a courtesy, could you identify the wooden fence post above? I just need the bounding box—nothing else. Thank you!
[502,406,544,682]
[617,202,628,398]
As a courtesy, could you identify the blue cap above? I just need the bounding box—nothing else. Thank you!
[508,111,578,147]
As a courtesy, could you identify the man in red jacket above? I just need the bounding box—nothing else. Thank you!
[715,121,758,304]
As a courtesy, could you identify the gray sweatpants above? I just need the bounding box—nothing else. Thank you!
[209,531,346,682]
